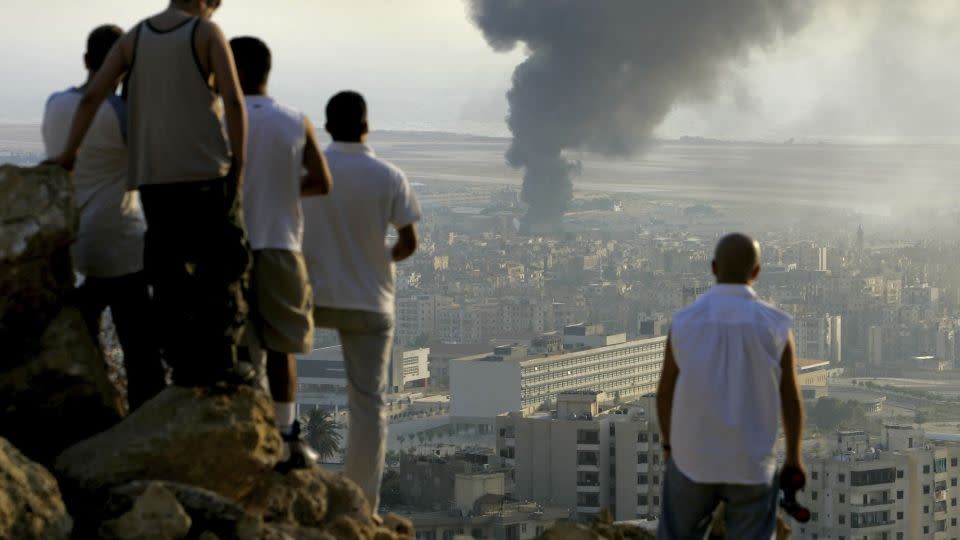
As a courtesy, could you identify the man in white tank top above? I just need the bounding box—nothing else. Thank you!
[42,25,164,410]
[656,233,806,539]
[48,0,254,388]
[230,36,333,471]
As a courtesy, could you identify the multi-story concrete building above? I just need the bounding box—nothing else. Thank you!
[389,347,431,393]
[495,393,664,522]
[449,326,666,427]
[796,425,960,540]
[796,313,843,364]
[396,294,440,345]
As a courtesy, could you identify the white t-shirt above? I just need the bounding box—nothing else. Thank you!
[42,88,146,278]
[302,142,422,315]
[242,95,306,252]
[669,284,793,485]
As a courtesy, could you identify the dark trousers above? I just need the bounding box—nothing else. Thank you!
[139,177,252,386]
[74,271,166,410]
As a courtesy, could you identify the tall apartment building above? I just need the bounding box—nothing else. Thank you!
[396,294,440,345]
[796,313,843,363]
[495,393,665,523]
[796,425,960,540]
[449,326,666,427]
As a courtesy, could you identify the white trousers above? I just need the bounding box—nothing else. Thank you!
[314,307,394,512]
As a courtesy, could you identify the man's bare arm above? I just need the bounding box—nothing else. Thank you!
[392,224,418,262]
[49,35,132,170]
[656,335,679,461]
[780,331,805,470]
[205,20,247,182]
[301,117,333,196]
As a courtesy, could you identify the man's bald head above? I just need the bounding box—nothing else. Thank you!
[712,233,761,284]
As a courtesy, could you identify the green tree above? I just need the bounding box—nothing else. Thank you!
[305,409,343,462]
[380,469,403,507]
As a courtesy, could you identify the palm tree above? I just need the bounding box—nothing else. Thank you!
[305,409,343,462]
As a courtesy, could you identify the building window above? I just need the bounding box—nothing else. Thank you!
[638,474,648,485]
[638,495,647,505]
[925,485,931,494]
[577,451,598,466]
[896,534,903,540]
[897,490,903,500]
[924,526,929,534]
[653,496,660,506]
[953,498,957,507]
[925,465,931,474]
[839,494,845,503]
[652,454,660,465]
[953,458,959,467]
[812,491,818,500]
[953,478,958,487]
[838,515,845,525]
[838,473,846,483]
[897,511,904,520]
[897,469,904,478]
[953,518,958,527]
[638,454,648,464]
[811,471,818,480]
[577,430,600,445]
[653,475,660,485]
[652,433,660,443]
[638,433,648,443]
[924,505,930,514]
[936,458,947,473]
[811,512,818,522]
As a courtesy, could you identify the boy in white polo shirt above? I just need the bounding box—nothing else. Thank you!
[230,36,332,470]
[303,91,421,510]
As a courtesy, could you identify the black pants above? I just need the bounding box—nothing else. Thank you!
[139,177,252,386]
[74,271,166,410]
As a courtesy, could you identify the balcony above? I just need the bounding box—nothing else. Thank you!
[577,443,601,451]
[576,483,601,493]
[852,499,894,508]
[850,520,895,530]
[935,489,948,502]
[637,463,649,473]
[637,442,649,452]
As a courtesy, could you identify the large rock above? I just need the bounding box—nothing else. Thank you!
[0,305,123,464]
[0,164,122,465]
[0,164,76,353]
[56,385,282,504]
[243,467,370,529]
[100,483,192,540]
[0,437,73,540]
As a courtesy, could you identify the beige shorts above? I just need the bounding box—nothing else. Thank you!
[249,249,314,353]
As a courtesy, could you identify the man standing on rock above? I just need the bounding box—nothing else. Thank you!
[229,36,333,471]
[42,25,165,410]
[656,233,805,539]
[49,0,253,387]
[302,91,421,510]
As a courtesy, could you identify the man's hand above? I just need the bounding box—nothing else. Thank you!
[42,154,76,172]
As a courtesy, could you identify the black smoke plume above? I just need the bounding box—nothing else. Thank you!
[468,0,815,224]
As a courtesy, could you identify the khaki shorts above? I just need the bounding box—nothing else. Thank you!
[249,249,314,353]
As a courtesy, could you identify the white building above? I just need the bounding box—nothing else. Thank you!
[449,326,666,428]
[796,313,843,364]
[389,347,431,393]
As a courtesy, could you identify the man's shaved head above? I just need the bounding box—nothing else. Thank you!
[713,233,761,284]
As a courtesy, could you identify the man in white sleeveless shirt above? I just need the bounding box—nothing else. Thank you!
[656,233,805,539]
[230,36,333,471]
[42,25,165,410]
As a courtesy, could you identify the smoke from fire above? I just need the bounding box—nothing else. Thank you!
[468,0,815,224]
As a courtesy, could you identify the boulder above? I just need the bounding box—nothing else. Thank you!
[0,164,121,465]
[243,466,372,529]
[0,305,123,464]
[0,164,76,350]
[101,481,263,540]
[99,483,192,540]
[0,437,73,540]
[56,385,282,504]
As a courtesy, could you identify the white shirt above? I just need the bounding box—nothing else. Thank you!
[42,88,146,278]
[669,284,793,485]
[302,142,422,315]
[242,95,306,251]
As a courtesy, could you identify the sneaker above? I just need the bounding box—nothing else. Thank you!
[275,420,319,472]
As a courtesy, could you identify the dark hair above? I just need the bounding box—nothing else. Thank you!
[326,91,367,141]
[230,36,271,92]
[86,25,123,72]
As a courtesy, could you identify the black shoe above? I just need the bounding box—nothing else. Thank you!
[275,420,319,473]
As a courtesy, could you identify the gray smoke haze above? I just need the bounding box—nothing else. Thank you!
[468,0,815,223]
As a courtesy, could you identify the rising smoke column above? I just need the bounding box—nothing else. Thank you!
[468,0,814,224]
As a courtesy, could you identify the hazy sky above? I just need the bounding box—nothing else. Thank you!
[1,0,958,141]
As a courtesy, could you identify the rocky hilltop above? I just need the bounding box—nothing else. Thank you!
[0,164,413,540]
